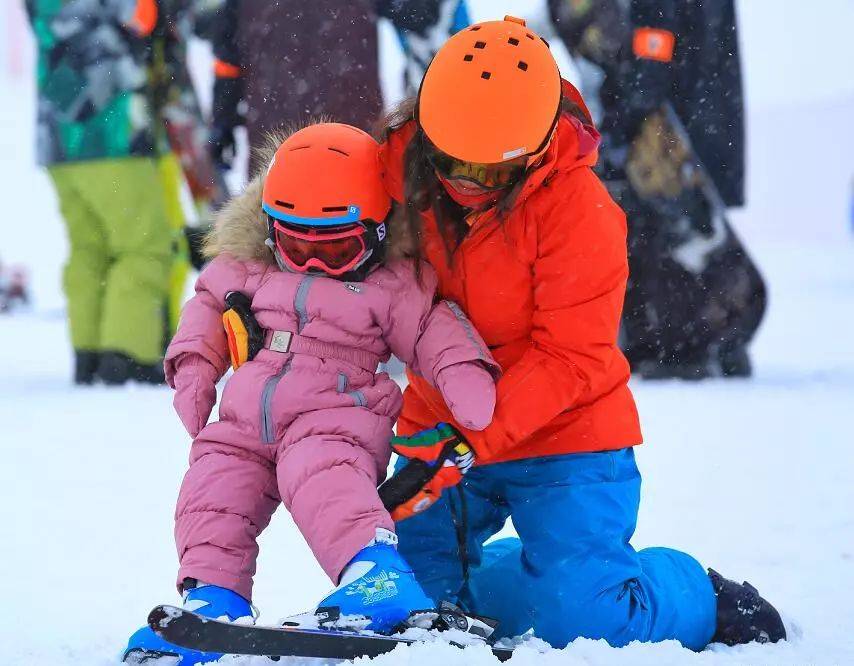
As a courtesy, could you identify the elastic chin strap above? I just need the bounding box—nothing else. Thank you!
[438,175,504,209]
[265,238,289,272]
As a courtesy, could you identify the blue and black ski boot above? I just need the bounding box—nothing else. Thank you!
[304,528,435,634]
[123,583,254,664]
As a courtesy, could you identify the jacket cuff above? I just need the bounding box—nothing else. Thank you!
[466,417,513,463]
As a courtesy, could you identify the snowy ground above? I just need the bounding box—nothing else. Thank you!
[2,1,854,664]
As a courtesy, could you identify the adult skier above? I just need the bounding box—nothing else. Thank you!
[549,0,767,378]
[25,0,198,384]
[207,0,470,174]
[379,15,785,648]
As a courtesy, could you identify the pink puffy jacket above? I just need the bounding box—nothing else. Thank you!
[165,173,498,594]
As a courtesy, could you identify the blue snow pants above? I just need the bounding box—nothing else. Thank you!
[394,447,717,649]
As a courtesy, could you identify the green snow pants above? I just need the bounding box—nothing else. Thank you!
[49,156,184,364]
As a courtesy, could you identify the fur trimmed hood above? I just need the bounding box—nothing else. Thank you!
[203,128,415,265]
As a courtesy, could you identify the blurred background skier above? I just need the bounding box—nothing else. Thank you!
[207,0,469,174]
[380,0,470,96]
[0,258,30,313]
[549,0,767,379]
[24,0,199,385]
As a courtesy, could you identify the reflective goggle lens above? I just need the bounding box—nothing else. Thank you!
[428,150,527,189]
[274,222,366,274]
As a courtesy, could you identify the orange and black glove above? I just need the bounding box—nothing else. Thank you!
[379,424,474,521]
[222,291,264,370]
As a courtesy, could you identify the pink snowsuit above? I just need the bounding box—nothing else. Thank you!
[166,252,498,601]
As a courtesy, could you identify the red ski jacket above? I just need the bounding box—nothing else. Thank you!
[379,81,643,464]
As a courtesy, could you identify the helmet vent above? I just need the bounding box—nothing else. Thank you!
[526,33,535,39]
[275,200,295,209]
[517,61,528,71]
[508,37,519,46]
[327,147,349,156]
[469,25,481,31]
[321,206,349,212]
[463,54,473,62]
[474,41,486,49]
[481,71,491,80]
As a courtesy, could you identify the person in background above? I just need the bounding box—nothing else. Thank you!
[380,0,470,96]
[549,0,767,379]
[207,0,470,175]
[25,0,192,385]
[0,259,30,313]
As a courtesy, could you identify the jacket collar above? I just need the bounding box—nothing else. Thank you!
[508,79,601,210]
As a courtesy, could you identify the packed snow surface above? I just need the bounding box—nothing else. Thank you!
[2,0,854,664]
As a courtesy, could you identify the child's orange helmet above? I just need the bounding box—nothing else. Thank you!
[262,123,391,225]
[417,16,562,165]
[262,123,391,280]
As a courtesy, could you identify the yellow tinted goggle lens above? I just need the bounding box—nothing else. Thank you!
[431,151,526,189]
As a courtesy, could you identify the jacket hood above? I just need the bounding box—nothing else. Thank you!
[510,79,601,207]
[203,127,416,264]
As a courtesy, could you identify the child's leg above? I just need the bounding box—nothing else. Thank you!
[393,458,511,610]
[175,432,280,600]
[275,406,395,582]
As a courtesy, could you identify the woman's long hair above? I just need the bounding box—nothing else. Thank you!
[377,94,587,263]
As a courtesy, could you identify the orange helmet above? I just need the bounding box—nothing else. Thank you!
[262,123,390,225]
[417,16,562,164]
[262,123,392,280]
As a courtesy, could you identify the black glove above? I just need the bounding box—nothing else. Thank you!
[209,123,236,172]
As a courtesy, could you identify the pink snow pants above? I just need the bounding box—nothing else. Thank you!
[174,354,398,601]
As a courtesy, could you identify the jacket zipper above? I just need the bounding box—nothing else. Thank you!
[259,275,315,443]
[260,360,290,444]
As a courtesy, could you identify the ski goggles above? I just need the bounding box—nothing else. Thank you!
[272,220,369,276]
[427,148,529,190]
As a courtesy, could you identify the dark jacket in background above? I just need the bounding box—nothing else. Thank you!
[622,0,744,206]
[551,0,745,206]
[212,0,383,160]
[550,0,763,377]
[211,0,465,169]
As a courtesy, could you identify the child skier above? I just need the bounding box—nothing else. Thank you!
[125,123,498,664]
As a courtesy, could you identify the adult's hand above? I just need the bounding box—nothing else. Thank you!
[380,424,474,521]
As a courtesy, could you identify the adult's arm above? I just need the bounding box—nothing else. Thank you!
[467,168,630,460]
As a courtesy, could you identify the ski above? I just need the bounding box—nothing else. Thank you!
[147,605,515,662]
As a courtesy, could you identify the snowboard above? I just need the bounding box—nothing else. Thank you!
[145,605,516,662]
[151,10,229,271]
[618,102,767,375]
[154,15,229,212]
